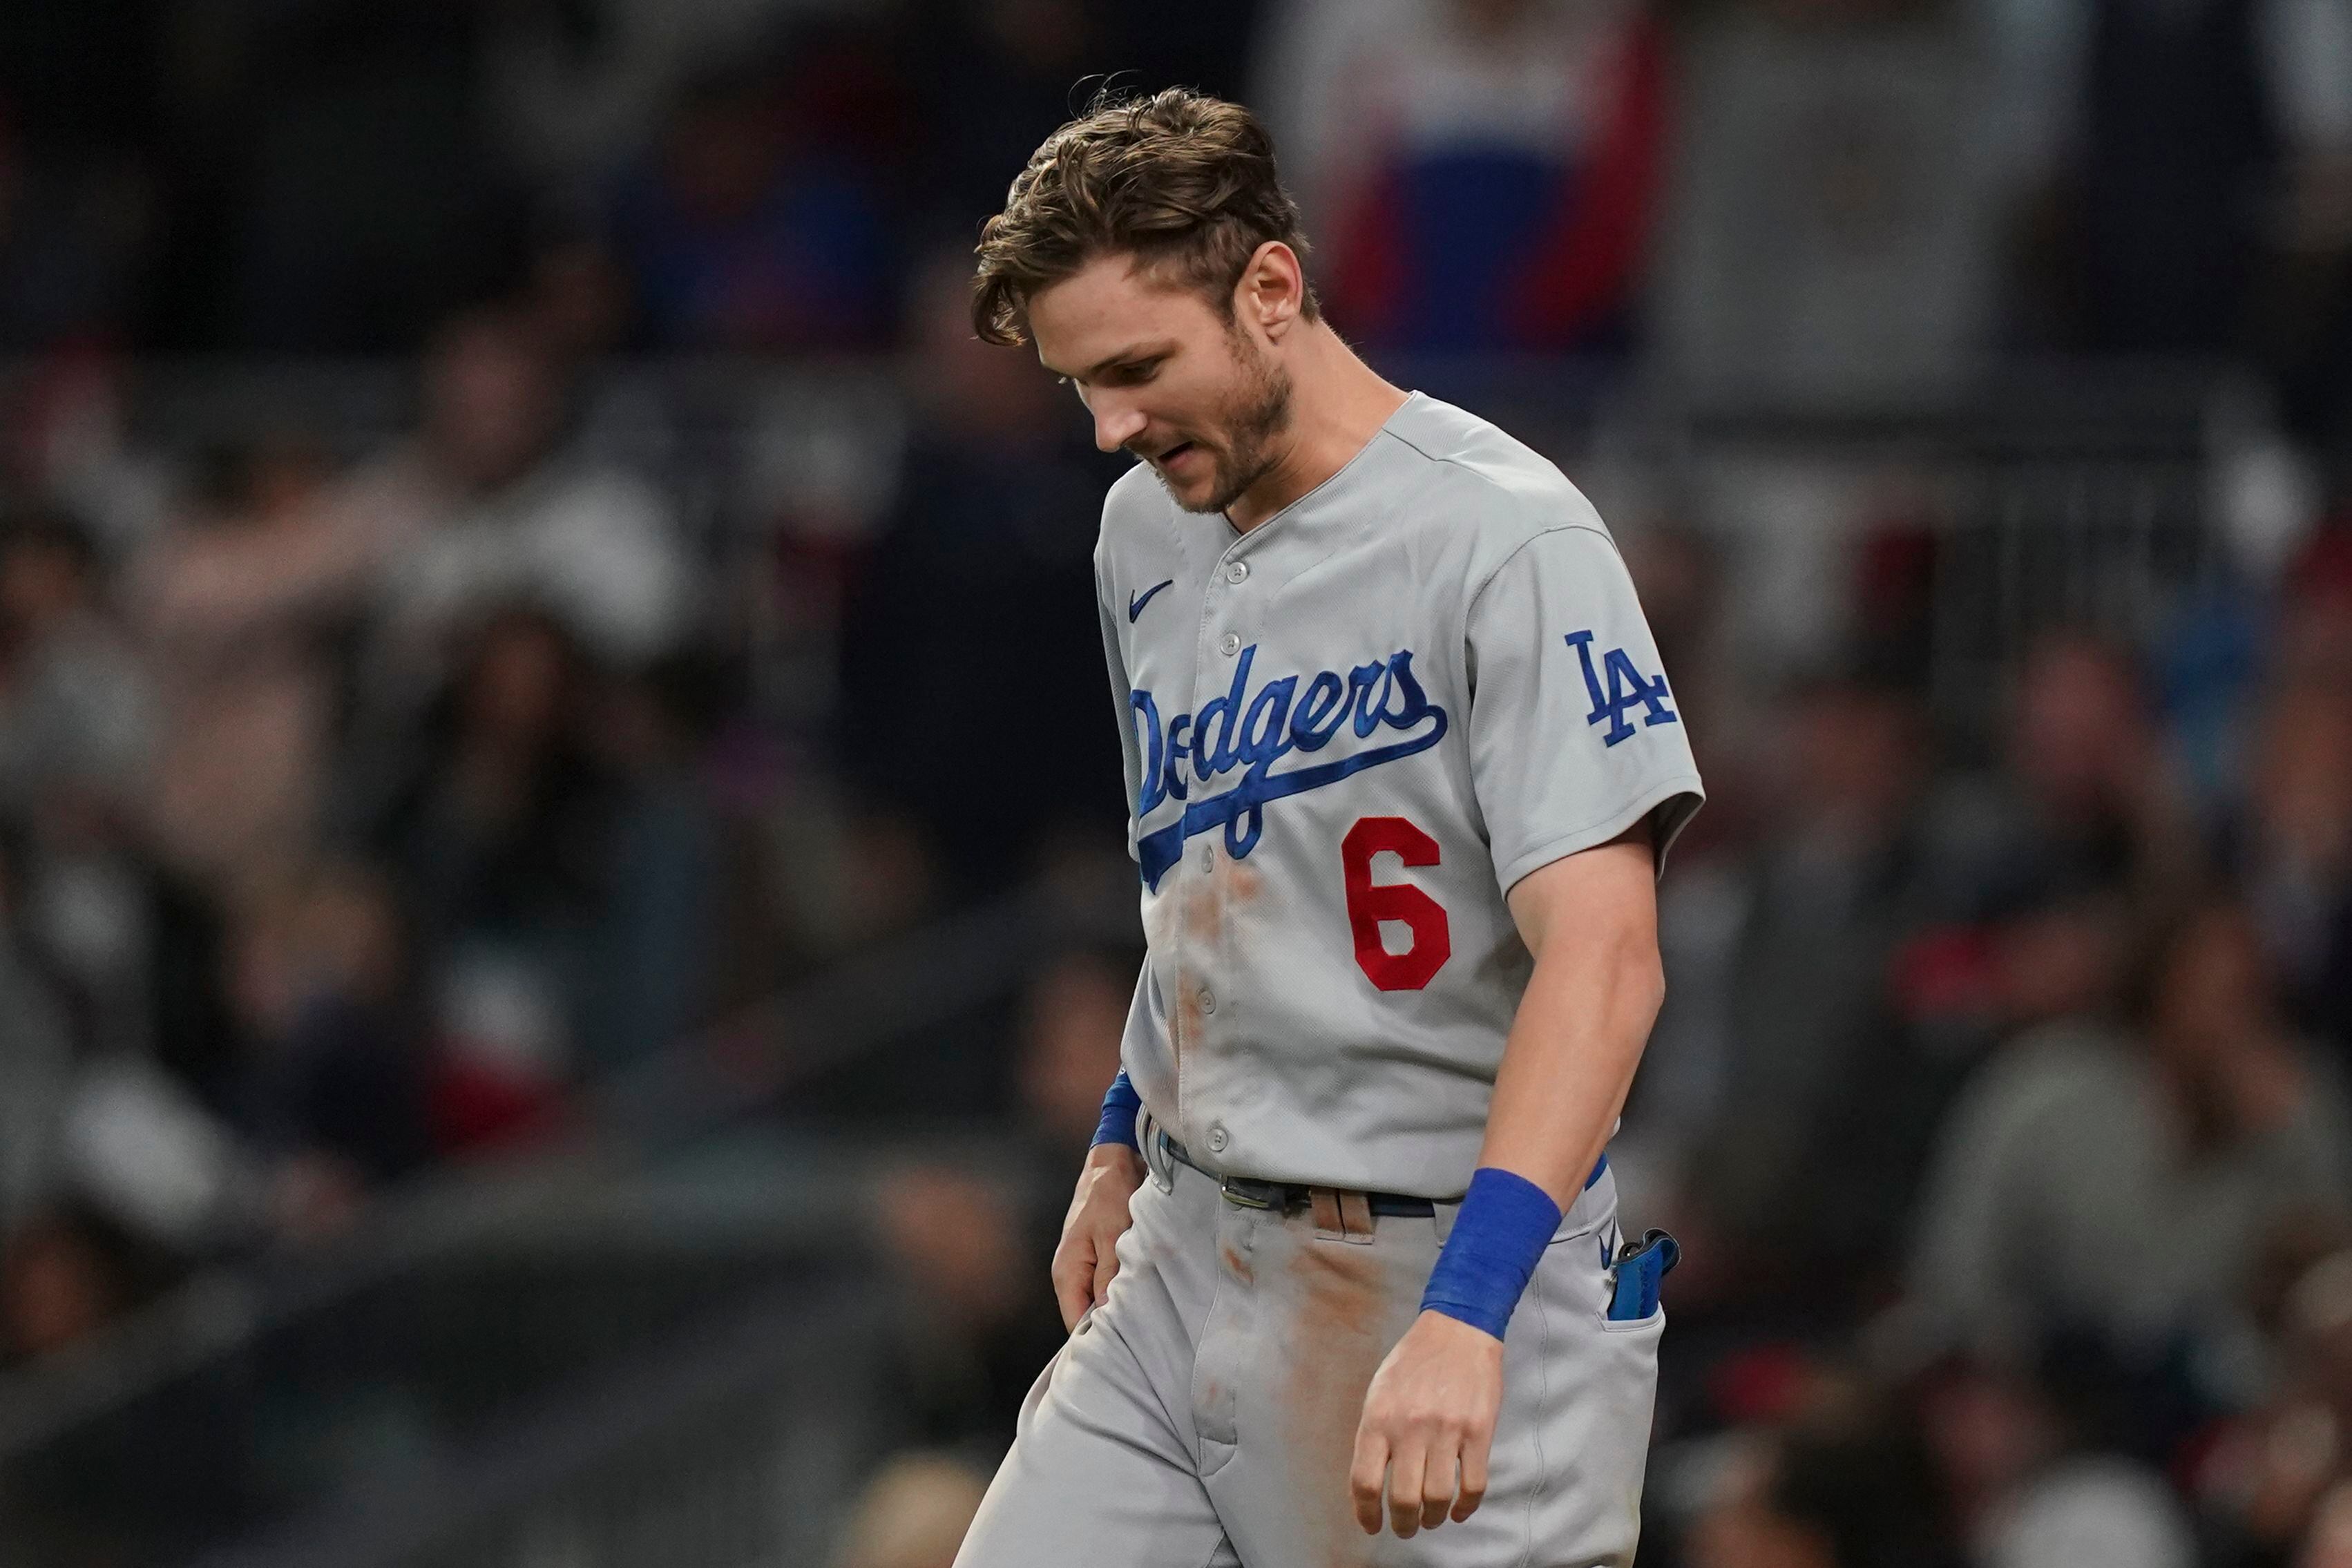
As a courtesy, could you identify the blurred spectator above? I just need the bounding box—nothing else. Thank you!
[1256,0,1667,353]
[56,1049,258,1254]
[1,349,175,555]
[0,509,234,1080]
[519,231,637,367]
[1979,0,2352,372]
[832,1449,991,1568]
[334,305,691,711]
[2201,1246,2352,1563]
[872,1161,1051,1440]
[1013,943,1134,1160]
[482,0,792,194]
[837,250,1125,897]
[14,804,230,1082]
[0,1206,144,1370]
[1685,672,1940,1301]
[606,34,904,352]
[1654,0,2005,410]
[1685,1407,1960,1568]
[2277,523,2352,690]
[570,656,727,1073]
[131,435,347,890]
[0,507,151,817]
[2233,679,2352,1064]
[1902,898,2352,1373]
[0,840,74,1243]
[226,863,429,1240]
[868,943,1136,1446]
[1919,1355,2197,1568]
[425,942,573,1154]
[1612,522,1740,1205]
[1925,631,2204,927]
[358,607,609,1143]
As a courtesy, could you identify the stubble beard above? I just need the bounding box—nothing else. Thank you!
[1160,329,1294,517]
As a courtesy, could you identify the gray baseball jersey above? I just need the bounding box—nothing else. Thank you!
[1099,390,1704,1198]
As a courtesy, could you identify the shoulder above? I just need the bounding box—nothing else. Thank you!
[1376,394,1618,582]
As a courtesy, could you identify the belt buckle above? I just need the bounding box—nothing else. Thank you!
[1220,1177,1279,1210]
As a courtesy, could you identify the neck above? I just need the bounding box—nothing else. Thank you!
[1224,325,1409,534]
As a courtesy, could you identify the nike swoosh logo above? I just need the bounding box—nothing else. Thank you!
[1127,580,1175,622]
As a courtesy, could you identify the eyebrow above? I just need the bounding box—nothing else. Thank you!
[1039,342,1173,381]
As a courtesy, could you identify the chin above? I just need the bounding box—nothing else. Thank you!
[1154,469,1221,515]
[1172,488,1232,517]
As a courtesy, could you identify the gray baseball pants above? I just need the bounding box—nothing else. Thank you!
[953,1111,1663,1567]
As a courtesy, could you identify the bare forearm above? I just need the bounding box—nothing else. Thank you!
[1476,829,1664,1207]
[1478,935,1661,1207]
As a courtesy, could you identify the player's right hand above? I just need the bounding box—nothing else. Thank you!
[1051,1142,1145,1330]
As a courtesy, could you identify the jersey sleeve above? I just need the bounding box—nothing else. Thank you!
[1464,524,1705,893]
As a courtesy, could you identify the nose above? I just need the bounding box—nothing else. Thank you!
[1091,396,1147,455]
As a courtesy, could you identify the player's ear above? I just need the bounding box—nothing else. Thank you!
[1239,242,1304,341]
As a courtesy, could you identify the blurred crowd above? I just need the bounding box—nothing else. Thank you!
[1612,551,2352,1567]
[0,0,2348,434]
[0,2,2347,1567]
[0,307,749,1361]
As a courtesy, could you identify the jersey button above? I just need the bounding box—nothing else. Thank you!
[1198,843,1214,873]
[1206,1124,1230,1155]
[1224,561,1249,584]
[1198,987,1216,1015]
[1218,631,1241,657]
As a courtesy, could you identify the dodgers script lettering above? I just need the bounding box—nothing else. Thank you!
[1129,644,1447,890]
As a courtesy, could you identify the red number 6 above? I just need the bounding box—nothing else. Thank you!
[1341,816,1452,991]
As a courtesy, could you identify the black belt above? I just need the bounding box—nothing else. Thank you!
[1158,1130,1437,1217]
[1154,1128,1610,1222]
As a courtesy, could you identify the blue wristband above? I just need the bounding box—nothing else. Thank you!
[1092,1070,1142,1150]
[1419,1167,1561,1341]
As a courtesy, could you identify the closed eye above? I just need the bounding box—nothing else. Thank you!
[1101,358,1161,385]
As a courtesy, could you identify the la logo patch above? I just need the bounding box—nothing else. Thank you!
[1565,631,1677,747]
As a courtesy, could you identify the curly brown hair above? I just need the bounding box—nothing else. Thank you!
[971,86,1320,347]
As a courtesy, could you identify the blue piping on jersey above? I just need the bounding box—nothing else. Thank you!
[1131,644,1449,891]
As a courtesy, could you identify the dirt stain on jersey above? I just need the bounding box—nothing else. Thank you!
[1172,970,1203,1063]
[1220,1239,1254,1286]
[1182,845,1265,944]
[1281,1236,1403,1568]
[1182,873,1222,944]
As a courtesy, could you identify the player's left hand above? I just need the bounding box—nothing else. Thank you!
[1349,1309,1504,1537]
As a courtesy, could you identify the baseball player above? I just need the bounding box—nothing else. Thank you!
[953,87,1703,1567]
